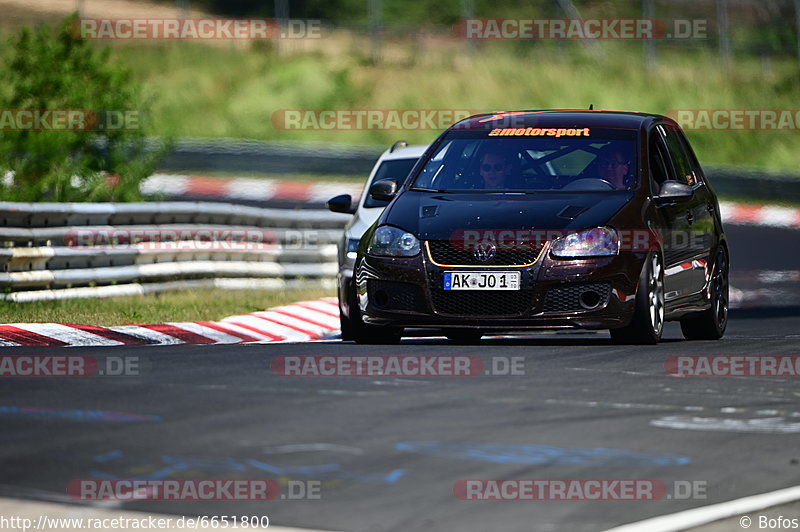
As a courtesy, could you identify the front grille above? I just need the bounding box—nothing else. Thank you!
[367,279,425,312]
[430,290,533,316]
[542,282,612,313]
[427,240,543,266]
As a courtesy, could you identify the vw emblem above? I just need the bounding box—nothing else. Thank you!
[473,241,497,262]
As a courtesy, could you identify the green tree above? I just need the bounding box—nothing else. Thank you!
[0,13,167,202]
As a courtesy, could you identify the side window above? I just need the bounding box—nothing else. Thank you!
[363,158,420,208]
[648,133,670,188]
[657,125,696,186]
[675,129,705,186]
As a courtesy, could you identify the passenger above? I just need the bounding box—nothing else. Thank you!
[596,146,632,189]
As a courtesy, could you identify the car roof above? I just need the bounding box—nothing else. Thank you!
[451,110,669,131]
[379,144,428,161]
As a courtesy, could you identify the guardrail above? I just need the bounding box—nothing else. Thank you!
[0,202,349,302]
[155,139,800,204]
[704,165,800,204]
[159,138,383,176]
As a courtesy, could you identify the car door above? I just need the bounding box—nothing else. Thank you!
[648,129,688,300]
[656,123,713,298]
[672,125,719,268]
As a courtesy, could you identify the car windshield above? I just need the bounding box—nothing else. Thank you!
[411,128,638,193]
[363,157,420,207]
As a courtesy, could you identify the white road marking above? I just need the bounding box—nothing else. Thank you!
[262,443,365,455]
[650,415,800,434]
[604,484,800,532]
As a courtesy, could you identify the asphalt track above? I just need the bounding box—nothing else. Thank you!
[1,224,798,532]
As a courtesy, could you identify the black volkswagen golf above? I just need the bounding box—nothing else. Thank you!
[343,110,728,345]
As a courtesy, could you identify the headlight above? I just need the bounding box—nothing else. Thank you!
[551,227,619,258]
[367,225,420,257]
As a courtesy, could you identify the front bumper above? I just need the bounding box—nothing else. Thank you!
[355,245,645,331]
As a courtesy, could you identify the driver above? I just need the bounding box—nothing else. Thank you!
[596,146,632,189]
[478,151,513,189]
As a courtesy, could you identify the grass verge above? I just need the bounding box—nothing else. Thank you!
[0,287,335,326]
[97,39,800,171]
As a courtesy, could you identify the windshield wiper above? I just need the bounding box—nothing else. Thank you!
[412,187,448,193]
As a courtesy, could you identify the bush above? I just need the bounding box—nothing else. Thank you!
[0,13,167,202]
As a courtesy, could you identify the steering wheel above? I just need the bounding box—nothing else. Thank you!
[561,178,616,191]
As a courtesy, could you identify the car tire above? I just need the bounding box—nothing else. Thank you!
[347,285,402,345]
[444,330,483,344]
[338,278,356,341]
[610,252,665,345]
[339,307,353,341]
[680,246,729,340]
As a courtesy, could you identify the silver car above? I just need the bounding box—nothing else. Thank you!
[326,142,427,339]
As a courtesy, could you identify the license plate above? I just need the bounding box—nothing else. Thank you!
[443,272,520,291]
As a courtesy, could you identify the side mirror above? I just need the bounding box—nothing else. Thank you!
[654,180,693,205]
[369,179,399,202]
[326,194,355,214]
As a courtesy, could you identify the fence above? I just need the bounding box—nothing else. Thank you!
[87,0,800,67]
[0,202,348,302]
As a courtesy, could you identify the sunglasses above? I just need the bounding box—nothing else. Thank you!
[599,160,627,167]
[481,163,507,172]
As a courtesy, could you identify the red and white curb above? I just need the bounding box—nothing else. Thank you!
[142,174,362,204]
[719,201,800,229]
[0,297,340,347]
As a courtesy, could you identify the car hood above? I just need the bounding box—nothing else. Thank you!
[383,190,635,240]
[346,206,386,241]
